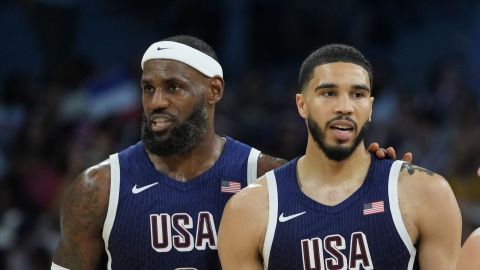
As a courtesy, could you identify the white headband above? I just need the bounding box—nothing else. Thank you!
[141,41,223,78]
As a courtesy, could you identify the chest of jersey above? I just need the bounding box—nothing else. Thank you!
[265,158,417,270]
[105,139,254,270]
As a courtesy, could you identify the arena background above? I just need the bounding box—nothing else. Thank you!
[0,0,479,268]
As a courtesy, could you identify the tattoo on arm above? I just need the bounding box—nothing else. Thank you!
[401,163,434,176]
[54,167,109,269]
[64,172,102,236]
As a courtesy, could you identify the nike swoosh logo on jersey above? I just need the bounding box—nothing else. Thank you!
[132,182,159,194]
[278,211,306,222]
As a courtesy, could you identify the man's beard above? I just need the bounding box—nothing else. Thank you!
[141,102,208,156]
[307,115,369,162]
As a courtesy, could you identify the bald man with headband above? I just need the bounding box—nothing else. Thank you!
[51,35,406,270]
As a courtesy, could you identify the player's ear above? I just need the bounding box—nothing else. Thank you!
[207,76,224,104]
[369,96,374,122]
[296,92,308,119]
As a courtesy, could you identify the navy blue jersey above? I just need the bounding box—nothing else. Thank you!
[102,137,260,270]
[263,157,418,270]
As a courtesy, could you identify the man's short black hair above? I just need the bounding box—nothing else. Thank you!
[163,35,219,61]
[298,44,373,92]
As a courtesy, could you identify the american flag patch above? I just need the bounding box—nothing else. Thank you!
[221,180,241,193]
[363,201,384,215]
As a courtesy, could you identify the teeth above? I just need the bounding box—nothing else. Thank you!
[152,119,170,125]
[332,126,352,131]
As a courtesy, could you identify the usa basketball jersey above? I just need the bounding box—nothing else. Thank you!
[102,137,260,270]
[263,157,418,270]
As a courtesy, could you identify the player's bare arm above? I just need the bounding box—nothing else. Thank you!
[457,167,480,270]
[398,163,461,270]
[458,227,480,270]
[52,161,110,270]
[218,176,269,270]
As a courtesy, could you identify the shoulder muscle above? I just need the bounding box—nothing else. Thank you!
[219,177,269,269]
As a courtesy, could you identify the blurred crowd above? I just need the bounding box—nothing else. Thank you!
[0,0,479,269]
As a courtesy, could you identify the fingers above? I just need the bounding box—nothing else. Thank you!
[477,167,480,178]
[402,152,413,163]
[375,148,386,159]
[369,143,410,162]
[385,147,396,160]
[367,142,380,152]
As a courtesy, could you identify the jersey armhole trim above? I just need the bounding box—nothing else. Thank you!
[247,148,261,185]
[51,262,70,270]
[388,160,417,269]
[102,153,120,270]
[262,170,278,270]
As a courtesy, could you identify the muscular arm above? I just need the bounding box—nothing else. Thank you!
[52,162,110,270]
[457,167,480,269]
[218,177,269,270]
[399,164,461,270]
[457,228,480,270]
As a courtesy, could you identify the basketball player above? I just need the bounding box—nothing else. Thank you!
[457,166,480,270]
[218,44,461,269]
[50,36,407,270]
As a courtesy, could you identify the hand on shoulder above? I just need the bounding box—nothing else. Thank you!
[367,142,413,163]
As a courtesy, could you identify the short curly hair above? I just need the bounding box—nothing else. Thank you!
[298,44,373,92]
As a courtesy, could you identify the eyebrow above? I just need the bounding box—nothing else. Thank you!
[314,83,370,92]
[352,84,371,92]
[314,83,336,91]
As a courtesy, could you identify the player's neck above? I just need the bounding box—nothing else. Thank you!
[146,132,226,181]
[299,140,371,184]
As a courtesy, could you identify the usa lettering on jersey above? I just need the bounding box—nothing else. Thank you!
[150,211,218,252]
[301,232,373,270]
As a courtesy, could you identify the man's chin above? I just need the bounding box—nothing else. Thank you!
[326,139,355,149]
[150,131,171,141]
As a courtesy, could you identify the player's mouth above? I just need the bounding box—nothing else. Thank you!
[150,115,175,133]
[329,120,355,141]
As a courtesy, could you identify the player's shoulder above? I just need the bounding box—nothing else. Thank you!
[458,228,480,270]
[464,228,480,245]
[398,162,457,213]
[69,159,111,201]
[225,175,269,215]
[59,159,112,232]
[257,153,287,177]
[398,162,451,193]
